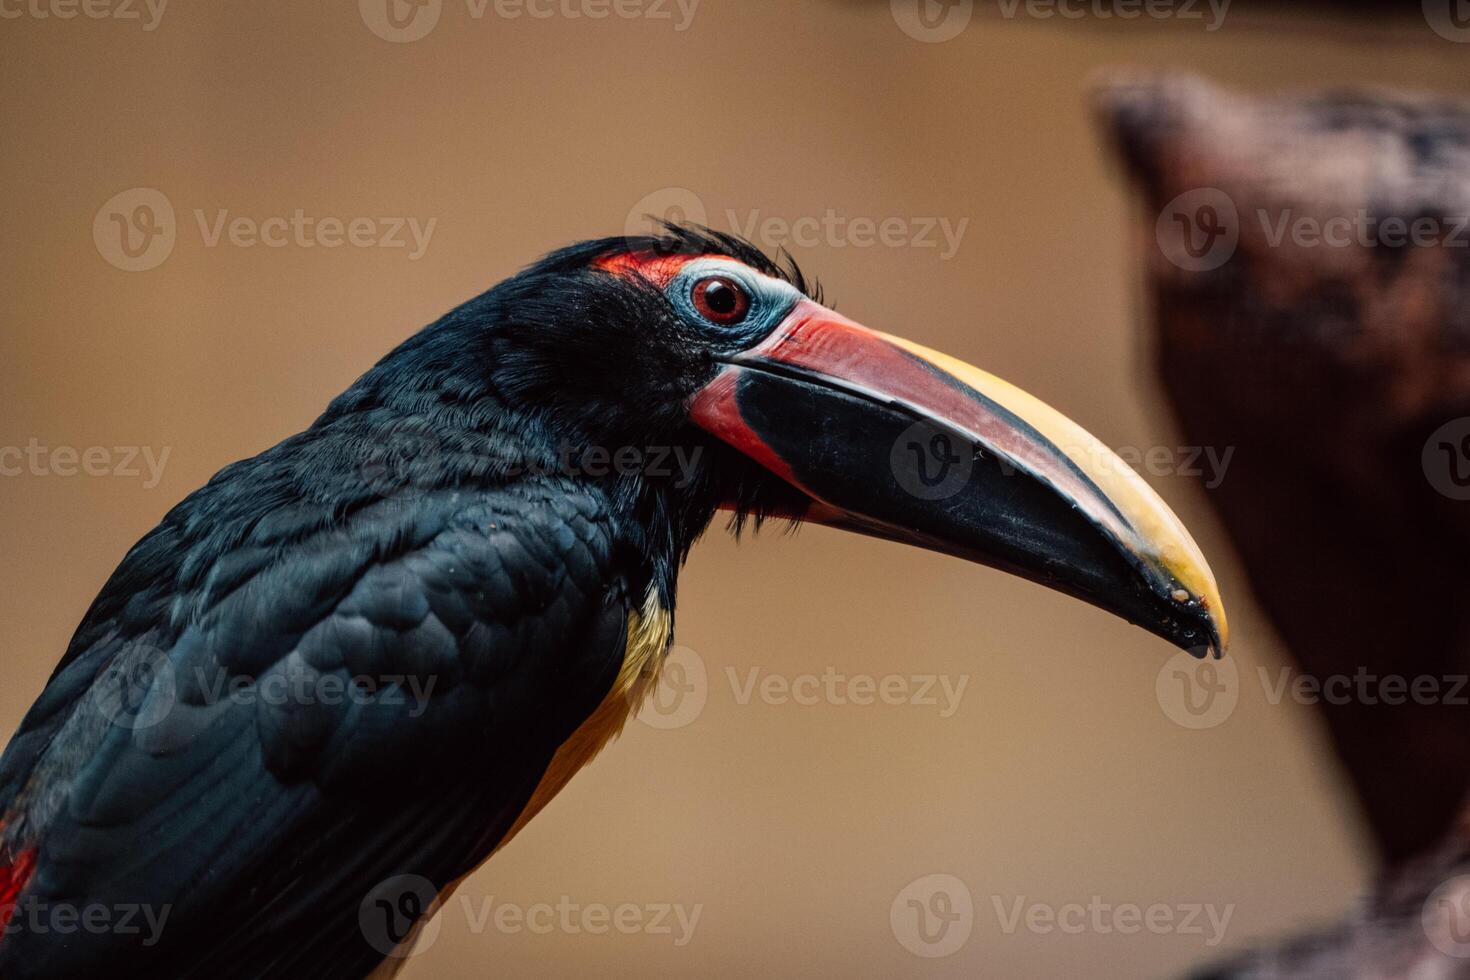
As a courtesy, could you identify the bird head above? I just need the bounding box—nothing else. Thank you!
[397,225,1227,657]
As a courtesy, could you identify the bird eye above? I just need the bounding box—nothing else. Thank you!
[690,276,750,326]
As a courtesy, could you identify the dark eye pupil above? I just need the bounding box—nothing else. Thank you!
[692,276,750,324]
[704,282,737,315]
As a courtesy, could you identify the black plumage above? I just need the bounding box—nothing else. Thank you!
[0,226,811,978]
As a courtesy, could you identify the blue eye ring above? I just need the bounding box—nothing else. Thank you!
[666,258,801,347]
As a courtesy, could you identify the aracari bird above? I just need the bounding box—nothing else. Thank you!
[0,226,1227,978]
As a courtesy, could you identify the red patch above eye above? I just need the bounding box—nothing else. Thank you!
[594,250,745,290]
[691,276,750,325]
[594,251,697,288]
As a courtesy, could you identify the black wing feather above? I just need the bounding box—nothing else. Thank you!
[0,480,632,979]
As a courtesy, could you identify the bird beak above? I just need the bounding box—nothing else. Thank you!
[689,298,1228,657]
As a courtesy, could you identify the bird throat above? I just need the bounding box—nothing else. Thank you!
[496,586,673,851]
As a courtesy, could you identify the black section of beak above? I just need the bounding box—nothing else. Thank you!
[730,368,1220,657]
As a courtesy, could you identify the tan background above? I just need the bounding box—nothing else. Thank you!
[2,3,1466,977]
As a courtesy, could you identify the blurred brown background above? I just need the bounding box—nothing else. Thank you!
[3,2,1468,977]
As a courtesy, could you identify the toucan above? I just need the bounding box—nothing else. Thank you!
[0,226,1226,978]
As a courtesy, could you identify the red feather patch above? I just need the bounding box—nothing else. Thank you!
[594,251,717,288]
[0,847,38,935]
